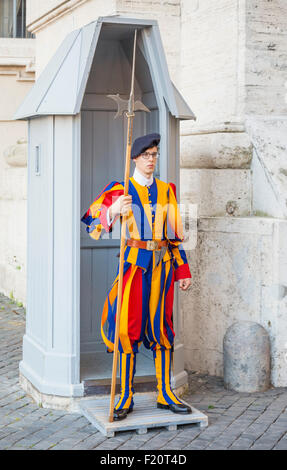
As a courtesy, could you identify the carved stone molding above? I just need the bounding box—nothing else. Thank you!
[27,0,90,34]
[4,139,27,168]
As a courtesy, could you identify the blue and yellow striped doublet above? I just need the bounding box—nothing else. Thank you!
[81,175,192,354]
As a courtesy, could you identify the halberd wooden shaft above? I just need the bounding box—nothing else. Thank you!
[107,28,150,423]
[108,113,134,422]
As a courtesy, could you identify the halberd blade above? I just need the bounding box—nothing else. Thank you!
[107,94,150,119]
[107,94,129,119]
[134,100,150,113]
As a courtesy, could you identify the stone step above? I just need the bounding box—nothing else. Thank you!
[83,376,156,396]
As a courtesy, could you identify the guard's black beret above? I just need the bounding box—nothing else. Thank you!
[131,133,160,159]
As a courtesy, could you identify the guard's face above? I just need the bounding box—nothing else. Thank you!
[134,146,158,176]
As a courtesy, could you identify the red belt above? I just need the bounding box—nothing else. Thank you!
[126,239,168,251]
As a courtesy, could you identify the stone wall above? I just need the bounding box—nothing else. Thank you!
[179,0,250,211]
[181,217,287,386]
[178,0,287,386]
[180,0,246,133]
[0,39,35,304]
[246,0,287,116]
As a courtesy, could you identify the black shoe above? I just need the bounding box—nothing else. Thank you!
[113,406,133,421]
[157,402,192,414]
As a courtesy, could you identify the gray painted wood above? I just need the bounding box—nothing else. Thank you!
[14,29,80,119]
[20,114,83,397]
[98,16,158,27]
[14,17,195,121]
[75,22,102,113]
[80,109,146,354]
[26,116,54,347]
[172,82,196,120]
[80,350,154,381]
[86,39,142,97]
[79,393,208,437]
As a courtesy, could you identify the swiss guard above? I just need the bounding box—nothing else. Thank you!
[81,132,192,420]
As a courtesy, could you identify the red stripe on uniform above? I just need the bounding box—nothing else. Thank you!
[100,189,124,231]
[113,264,133,326]
[164,266,175,339]
[127,267,143,347]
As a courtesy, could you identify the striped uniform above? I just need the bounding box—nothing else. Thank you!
[81,175,192,409]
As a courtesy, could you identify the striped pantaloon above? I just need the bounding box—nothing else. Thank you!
[101,254,184,410]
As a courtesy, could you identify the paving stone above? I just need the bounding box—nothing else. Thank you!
[1,292,287,450]
[273,439,287,450]
[138,430,178,450]
[62,433,106,450]
[205,443,228,450]
[250,437,280,450]
[229,437,254,449]
[94,437,130,451]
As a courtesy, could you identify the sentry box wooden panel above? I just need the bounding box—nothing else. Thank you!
[14,16,195,398]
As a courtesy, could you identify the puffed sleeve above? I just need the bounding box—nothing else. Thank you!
[81,181,124,240]
[166,182,192,281]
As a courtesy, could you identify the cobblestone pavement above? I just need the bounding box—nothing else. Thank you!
[1,292,287,451]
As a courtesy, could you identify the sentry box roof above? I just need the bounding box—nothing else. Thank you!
[14,16,196,121]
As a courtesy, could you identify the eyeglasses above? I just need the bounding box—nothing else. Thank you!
[140,152,159,160]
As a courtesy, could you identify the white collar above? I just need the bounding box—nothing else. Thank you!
[132,166,154,187]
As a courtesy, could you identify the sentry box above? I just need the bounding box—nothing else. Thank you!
[14,16,196,402]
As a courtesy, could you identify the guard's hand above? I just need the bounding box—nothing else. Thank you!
[179,278,191,291]
[120,195,132,216]
[111,195,132,217]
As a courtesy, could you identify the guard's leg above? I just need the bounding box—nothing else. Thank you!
[154,348,191,414]
[101,262,149,354]
[146,257,191,413]
[146,258,176,351]
[114,351,136,421]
